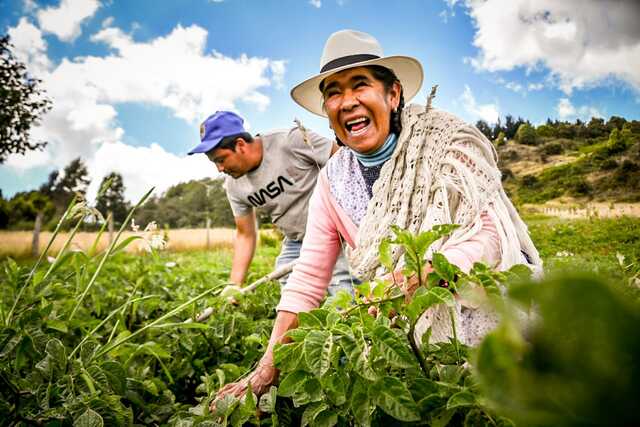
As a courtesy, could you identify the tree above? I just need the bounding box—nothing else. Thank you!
[0,189,9,229]
[96,172,130,225]
[515,123,538,146]
[51,157,90,210]
[0,35,51,163]
[475,120,492,140]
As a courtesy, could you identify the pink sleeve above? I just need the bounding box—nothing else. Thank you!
[276,183,342,313]
[440,211,501,273]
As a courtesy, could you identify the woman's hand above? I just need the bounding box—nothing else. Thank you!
[384,264,434,301]
[210,358,278,413]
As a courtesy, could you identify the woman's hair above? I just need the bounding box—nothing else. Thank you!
[367,65,404,136]
[325,65,405,146]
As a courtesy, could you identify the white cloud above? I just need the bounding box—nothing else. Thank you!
[37,0,101,42]
[556,98,576,120]
[556,98,602,121]
[460,85,500,124]
[23,0,37,12]
[4,21,285,202]
[527,83,544,91]
[101,16,114,28]
[309,0,322,8]
[86,142,215,203]
[463,0,640,94]
[7,18,51,76]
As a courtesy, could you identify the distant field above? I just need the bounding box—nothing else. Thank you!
[0,227,238,258]
[523,201,640,219]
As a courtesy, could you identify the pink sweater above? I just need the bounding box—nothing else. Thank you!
[276,170,501,313]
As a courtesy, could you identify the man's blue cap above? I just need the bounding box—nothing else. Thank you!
[188,111,247,155]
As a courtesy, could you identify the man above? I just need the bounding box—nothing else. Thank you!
[188,110,352,293]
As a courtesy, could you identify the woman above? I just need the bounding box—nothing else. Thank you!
[214,29,540,403]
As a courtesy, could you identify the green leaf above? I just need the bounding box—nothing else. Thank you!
[373,377,420,422]
[45,319,69,333]
[101,361,126,395]
[213,393,239,418]
[313,409,338,427]
[304,330,333,376]
[273,340,304,371]
[429,407,456,427]
[322,372,347,406]
[258,386,277,413]
[230,387,256,427]
[432,252,458,283]
[372,326,415,368]
[80,341,100,366]
[338,333,377,382]
[292,377,323,407]
[298,309,329,328]
[285,328,309,342]
[406,287,456,322]
[379,238,394,272]
[112,235,142,254]
[446,390,476,409]
[350,378,372,427]
[278,371,311,397]
[74,408,104,427]
[301,402,328,427]
[45,338,67,374]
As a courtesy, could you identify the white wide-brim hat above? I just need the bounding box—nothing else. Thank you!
[291,29,424,117]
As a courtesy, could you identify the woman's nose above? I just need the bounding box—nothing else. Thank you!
[341,89,359,111]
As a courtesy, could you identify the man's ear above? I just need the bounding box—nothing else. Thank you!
[235,137,246,152]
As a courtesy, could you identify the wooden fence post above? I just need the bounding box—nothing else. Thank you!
[32,211,43,258]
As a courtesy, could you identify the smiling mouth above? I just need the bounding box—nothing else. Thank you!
[345,117,371,136]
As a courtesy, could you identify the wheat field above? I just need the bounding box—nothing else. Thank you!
[0,228,238,258]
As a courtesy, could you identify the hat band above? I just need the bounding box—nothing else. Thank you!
[320,54,380,73]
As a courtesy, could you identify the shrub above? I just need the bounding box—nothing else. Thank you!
[600,159,619,171]
[521,174,538,188]
[542,142,563,156]
[515,123,538,146]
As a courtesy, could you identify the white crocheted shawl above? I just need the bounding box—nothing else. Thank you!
[348,103,542,281]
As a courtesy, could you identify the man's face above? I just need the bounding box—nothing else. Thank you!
[206,140,250,179]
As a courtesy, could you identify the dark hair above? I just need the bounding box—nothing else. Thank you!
[216,132,253,151]
[323,65,405,146]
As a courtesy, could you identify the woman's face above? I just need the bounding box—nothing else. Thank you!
[321,66,400,154]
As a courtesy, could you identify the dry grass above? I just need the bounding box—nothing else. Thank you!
[0,228,237,258]
[523,201,640,219]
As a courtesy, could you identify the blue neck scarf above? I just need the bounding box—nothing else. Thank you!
[353,133,398,167]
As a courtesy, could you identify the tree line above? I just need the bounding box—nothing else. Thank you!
[0,157,237,231]
[476,114,640,146]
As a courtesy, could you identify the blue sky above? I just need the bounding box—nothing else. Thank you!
[2,0,639,202]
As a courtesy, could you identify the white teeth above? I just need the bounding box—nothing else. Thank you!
[346,117,367,126]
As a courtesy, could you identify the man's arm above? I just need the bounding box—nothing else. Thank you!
[229,211,257,285]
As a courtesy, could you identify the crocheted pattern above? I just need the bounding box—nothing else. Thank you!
[348,104,541,280]
[342,103,542,345]
[327,148,371,227]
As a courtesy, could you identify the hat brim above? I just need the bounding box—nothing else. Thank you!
[187,137,221,155]
[290,55,424,117]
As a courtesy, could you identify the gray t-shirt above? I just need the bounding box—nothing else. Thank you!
[223,127,333,241]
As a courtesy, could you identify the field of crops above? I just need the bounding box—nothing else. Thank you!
[1,206,639,426]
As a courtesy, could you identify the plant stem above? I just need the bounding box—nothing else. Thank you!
[342,294,404,316]
[408,321,429,377]
[5,197,77,326]
[94,285,223,359]
[448,307,461,365]
[69,188,154,320]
